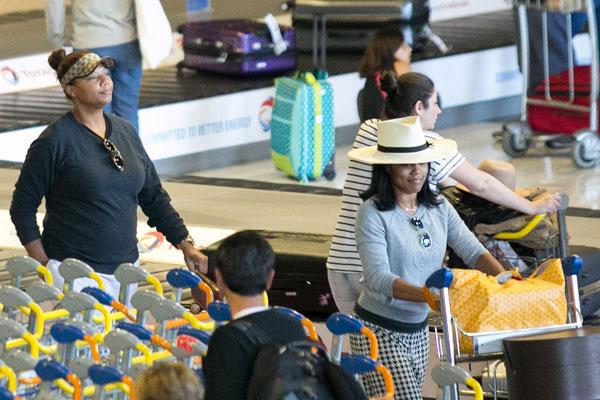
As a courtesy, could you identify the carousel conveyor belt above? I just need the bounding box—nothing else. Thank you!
[0,10,515,134]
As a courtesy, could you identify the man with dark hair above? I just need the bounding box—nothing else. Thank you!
[202,230,306,400]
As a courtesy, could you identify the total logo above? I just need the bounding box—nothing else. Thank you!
[137,231,167,253]
[0,66,19,86]
[258,97,274,132]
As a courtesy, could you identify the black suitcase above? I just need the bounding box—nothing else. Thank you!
[290,0,431,53]
[203,230,337,321]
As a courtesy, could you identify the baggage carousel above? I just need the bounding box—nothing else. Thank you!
[0,10,515,134]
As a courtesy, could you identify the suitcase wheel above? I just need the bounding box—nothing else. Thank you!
[324,162,336,181]
[502,121,531,158]
[572,130,599,168]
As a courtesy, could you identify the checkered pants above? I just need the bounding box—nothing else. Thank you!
[350,316,429,400]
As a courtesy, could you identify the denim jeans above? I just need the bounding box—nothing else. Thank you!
[89,40,142,133]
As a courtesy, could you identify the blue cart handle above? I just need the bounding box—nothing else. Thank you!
[340,353,377,374]
[326,312,363,335]
[563,255,583,276]
[426,268,454,289]
[34,359,69,381]
[167,269,201,288]
[0,387,14,400]
[177,327,211,344]
[88,364,123,385]
[81,287,113,306]
[50,323,85,344]
[207,301,231,322]
[273,306,305,321]
[116,322,153,341]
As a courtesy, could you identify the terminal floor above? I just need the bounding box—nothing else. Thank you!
[1,121,599,249]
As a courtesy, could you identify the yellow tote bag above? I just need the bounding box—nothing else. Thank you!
[449,258,567,353]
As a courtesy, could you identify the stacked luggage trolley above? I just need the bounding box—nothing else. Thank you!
[425,192,587,399]
[503,0,600,167]
[0,252,402,399]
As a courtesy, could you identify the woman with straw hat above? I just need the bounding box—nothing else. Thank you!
[327,71,560,315]
[348,116,505,399]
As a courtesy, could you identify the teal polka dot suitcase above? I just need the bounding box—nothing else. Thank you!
[270,71,335,183]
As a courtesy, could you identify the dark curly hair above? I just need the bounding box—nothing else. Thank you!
[380,71,436,119]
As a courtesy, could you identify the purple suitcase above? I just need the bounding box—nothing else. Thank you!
[179,19,297,76]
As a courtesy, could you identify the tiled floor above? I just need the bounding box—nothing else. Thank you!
[192,121,600,209]
[183,121,600,248]
[1,121,598,248]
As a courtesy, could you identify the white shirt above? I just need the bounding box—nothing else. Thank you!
[232,305,269,320]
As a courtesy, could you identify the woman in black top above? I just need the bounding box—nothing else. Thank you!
[10,49,207,296]
[357,27,412,121]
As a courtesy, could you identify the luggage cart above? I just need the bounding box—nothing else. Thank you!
[503,0,600,167]
[426,255,584,400]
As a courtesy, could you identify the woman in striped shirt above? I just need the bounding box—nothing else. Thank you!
[327,71,561,314]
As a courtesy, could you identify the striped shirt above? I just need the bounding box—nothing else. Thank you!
[326,118,465,272]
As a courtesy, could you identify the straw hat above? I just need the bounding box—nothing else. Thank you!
[348,116,457,164]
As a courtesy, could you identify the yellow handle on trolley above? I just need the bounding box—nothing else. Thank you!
[494,213,546,240]
[0,365,17,393]
[147,275,164,296]
[36,265,54,285]
[88,272,106,290]
[465,376,483,400]
[56,380,128,397]
[183,312,216,331]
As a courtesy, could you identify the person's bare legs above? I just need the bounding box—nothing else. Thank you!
[477,160,517,190]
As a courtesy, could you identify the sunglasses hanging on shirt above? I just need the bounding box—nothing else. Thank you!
[103,139,125,172]
[409,216,432,249]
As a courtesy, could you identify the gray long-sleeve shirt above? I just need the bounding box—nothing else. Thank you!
[46,0,137,49]
[356,197,487,324]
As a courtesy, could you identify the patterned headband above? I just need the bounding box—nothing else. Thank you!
[60,53,115,86]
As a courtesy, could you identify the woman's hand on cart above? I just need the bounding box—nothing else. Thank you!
[531,191,561,214]
[422,286,440,311]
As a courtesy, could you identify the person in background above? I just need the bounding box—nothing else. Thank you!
[357,27,412,121]
[136,362,203,400]
[349,116,505,399]
[10,49,206,300]
[327,71,561,314]
[202,230,306,400]
[46,0,143,133]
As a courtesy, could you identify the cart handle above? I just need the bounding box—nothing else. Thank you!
[325,313,379,360]
[274,306,319,342]
[177,327,211,344]
[340,354,394,399]
[88,365,135,400]
[494,213,546,240]
[82,287,136,322]
[426,268,454,289]
[116,321,172,352]
[207,300,231,322]
[563,255,582,276]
